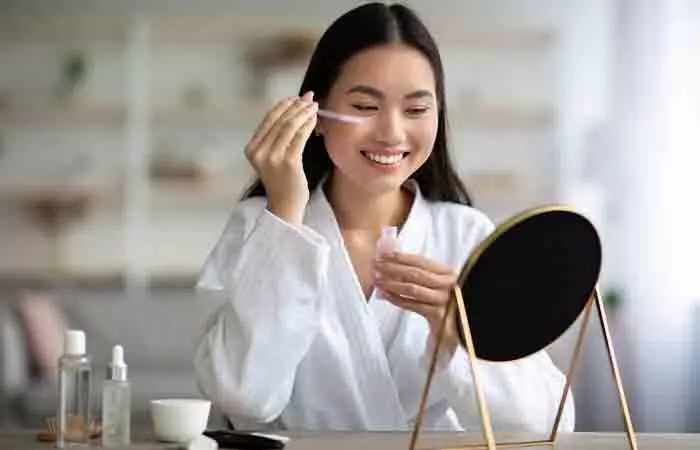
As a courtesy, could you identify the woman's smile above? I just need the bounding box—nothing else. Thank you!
[360,149,410,170]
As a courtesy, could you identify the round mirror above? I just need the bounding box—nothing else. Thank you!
[456,206,602,362]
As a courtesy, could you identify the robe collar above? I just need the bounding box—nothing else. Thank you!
[300,176,434,429]
[304,177,431,255]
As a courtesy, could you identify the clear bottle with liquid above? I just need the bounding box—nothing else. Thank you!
[57,329,92,448]
[101,344,131,447]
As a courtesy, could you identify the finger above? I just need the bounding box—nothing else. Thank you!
[286,112,318,161]
[375,278,447,306]
[380,290,437,318]
[247,96,298,151]
[378,252,456,276]
[257,96,315,156]
[375,260,454,290]
[269,102,318,159]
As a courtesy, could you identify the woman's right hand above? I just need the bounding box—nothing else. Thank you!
[245,92,318,226]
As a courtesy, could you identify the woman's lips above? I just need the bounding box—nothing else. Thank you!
[360,151,409,166]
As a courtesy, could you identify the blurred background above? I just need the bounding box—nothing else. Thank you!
[0,0,699,435]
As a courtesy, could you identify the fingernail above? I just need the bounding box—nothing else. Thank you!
[303,91,314,100]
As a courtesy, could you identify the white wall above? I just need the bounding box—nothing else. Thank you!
[590,0,700,432]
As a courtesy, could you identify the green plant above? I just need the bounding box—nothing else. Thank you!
[62,51,88,92]
[602,287,623,311]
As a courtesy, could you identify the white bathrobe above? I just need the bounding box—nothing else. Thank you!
[194,182,575,432]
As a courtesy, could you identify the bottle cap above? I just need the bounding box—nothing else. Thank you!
[381,226,398,241]
[376,226,399,256]
[64,330,86,356]
[107,344,128,381]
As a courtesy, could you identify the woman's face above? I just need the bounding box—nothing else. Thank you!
[319,43,439,196]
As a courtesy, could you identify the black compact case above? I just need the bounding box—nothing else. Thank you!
[202,430,286,449]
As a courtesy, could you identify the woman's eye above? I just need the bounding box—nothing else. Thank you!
[351,104,378,112]
[406,107,429,116]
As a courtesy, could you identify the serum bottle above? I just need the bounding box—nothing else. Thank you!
[57,329,92,448]
[101,345,131,447]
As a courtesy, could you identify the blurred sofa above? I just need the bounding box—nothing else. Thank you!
[0,284,221,433]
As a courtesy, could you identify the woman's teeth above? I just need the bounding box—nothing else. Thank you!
[363,152,405,165]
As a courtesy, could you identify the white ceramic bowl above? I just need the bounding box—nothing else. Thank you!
[150,398,211,443]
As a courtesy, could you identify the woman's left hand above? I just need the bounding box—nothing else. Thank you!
[374,252,459,345]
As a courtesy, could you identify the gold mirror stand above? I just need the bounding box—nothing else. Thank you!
[408,286,638,450]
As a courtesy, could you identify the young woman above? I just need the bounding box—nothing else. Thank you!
[194,3,574,432]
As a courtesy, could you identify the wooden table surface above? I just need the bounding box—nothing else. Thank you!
[1,430,698,449]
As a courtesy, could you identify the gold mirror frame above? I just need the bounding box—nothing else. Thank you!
[408,206,638,450]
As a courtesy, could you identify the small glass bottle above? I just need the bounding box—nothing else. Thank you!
[101,344,131,447]
[57,329,92,448]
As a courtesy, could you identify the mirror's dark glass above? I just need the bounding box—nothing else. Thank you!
[456,207,602,361]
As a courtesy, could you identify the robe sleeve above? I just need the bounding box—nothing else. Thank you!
[422,345,576,432]
[193,199,330,424]
[418,208,575,432]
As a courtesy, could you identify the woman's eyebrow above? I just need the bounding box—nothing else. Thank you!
[405,90,434,100]
[345,85,435,100]
[345,85,383,98]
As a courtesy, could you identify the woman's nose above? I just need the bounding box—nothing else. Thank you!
[373,109,405,146]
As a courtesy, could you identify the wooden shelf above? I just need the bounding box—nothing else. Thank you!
[0,273,200,289]
[0,180,119,202]
[152,104,263,128]
[149,177,248,204]
[450,102,554,129]
[0,102,126,127]
[466,170,544,197]
[428,23,556,50]
[149,16,322,45]
[0,177,244,206]
[0,16,128,44]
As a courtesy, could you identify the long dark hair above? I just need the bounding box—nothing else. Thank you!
[242,2,472,206]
